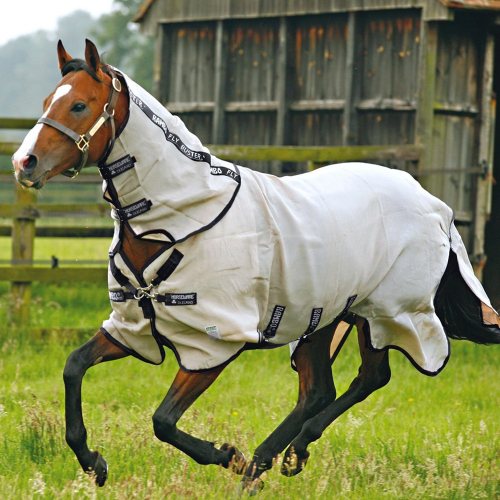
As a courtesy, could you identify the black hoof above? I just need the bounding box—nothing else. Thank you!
[281,446,309,477]
[237,477,265,496]
[220,443,247,474]
[87,452,108,487]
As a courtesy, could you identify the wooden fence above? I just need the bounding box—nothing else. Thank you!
[0,117,422,325]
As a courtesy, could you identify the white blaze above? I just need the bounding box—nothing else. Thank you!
[12,84,72,166]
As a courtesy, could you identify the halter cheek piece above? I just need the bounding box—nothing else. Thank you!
[37,68,122,178]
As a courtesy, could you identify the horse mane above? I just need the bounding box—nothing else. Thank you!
[61,58,103,82]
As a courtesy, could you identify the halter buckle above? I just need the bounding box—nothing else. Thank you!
[76,135,90,153]
[112,78,122,93]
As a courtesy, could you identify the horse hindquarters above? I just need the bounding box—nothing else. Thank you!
[435,250,500,344]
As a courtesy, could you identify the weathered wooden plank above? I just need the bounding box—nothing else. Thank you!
[10,183,36,325]
[136,0,425,26]
[212,20,227,144]
[357,98,417,110]
[0,267,108,283]
[0,118,37,129]
[415,16,438,178]
[290,99,346,111]
[166,102,215,113]
[0,203,110,219]
[343,11,359,146]
[473,32,495,279]
[209,144,422,162]
[433,102,479,115]
[0,227,114,238]
[0,142,22,155]
[224,101,278,112]
[439,0,500,10]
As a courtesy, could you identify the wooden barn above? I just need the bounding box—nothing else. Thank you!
[133,0,500,305]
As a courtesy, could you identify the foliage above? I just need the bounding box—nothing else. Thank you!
[0,1,154,120]
[91,0,154,92]
[0,11,96,118]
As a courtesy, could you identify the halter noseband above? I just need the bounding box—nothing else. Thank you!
[37,68,122,178]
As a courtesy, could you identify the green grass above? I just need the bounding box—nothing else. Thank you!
[1,238,500,498]
[1,326,500,499]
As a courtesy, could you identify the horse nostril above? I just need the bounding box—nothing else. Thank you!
[23,155,38,173]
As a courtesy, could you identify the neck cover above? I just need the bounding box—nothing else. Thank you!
[101,72,240,244]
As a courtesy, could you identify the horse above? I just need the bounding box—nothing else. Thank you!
[12,39,500,495]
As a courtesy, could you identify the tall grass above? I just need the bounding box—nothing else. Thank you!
[1,319,500,499]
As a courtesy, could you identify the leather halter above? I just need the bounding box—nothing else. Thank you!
[37,68,122,178]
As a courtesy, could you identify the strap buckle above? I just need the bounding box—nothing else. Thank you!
[134,283,157,300]
[76,135,90,153]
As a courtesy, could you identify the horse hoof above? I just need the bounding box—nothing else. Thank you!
[88,452,108,487]
[237,477,265,496]
[220,442,247,474]
[280,447,309,477]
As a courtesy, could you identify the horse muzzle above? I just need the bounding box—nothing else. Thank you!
[13,154,48,189]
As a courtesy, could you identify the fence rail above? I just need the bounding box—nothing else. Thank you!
[0,116,423,325]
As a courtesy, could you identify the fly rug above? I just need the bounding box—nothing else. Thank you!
[12,40,500,495]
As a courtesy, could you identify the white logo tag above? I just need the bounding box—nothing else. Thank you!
[205,325,221,340]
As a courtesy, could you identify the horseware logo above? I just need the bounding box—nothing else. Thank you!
[100,155,136,179]
[162,293,197,306]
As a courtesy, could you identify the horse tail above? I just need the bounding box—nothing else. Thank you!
[434,250,500,345]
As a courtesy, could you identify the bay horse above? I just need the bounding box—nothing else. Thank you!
[12,40,500,495]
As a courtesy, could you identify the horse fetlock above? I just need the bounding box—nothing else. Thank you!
[281,445,310,477]
[219,443,247,474]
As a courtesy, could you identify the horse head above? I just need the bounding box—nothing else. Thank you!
[12,39,128,189]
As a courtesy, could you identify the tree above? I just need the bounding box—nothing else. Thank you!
[91,0,154,92]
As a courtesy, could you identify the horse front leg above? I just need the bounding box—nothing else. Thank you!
[63,331,128,486]
[152,367,246,473]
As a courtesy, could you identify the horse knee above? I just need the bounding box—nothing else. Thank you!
[152,411,176,443]
[63,350,85,384]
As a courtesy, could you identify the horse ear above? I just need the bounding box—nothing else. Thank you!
[57,40,73,73]
[85,39,102,75]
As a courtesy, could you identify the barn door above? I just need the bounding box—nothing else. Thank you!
[419,14,495,283]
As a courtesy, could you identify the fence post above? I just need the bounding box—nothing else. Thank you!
[10,182,36,326]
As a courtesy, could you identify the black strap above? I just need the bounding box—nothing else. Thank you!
[151,249,184,286]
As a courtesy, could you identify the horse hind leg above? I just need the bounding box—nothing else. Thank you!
[282,318,391,477]
[239,323,341,494]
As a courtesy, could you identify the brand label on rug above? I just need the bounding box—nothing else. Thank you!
[162,293,197,306]
[109,290,126,302]
[205,325,221,340]
[303,307,323,336]
[116,198,152,220]
[100,155,136,179]
[263,305,286,339]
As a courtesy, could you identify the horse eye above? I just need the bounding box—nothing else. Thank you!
[71,103,86,113]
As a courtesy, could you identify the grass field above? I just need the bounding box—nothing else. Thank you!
[1,238,500,498]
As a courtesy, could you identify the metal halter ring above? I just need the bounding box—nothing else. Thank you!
[103,103,115,116]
